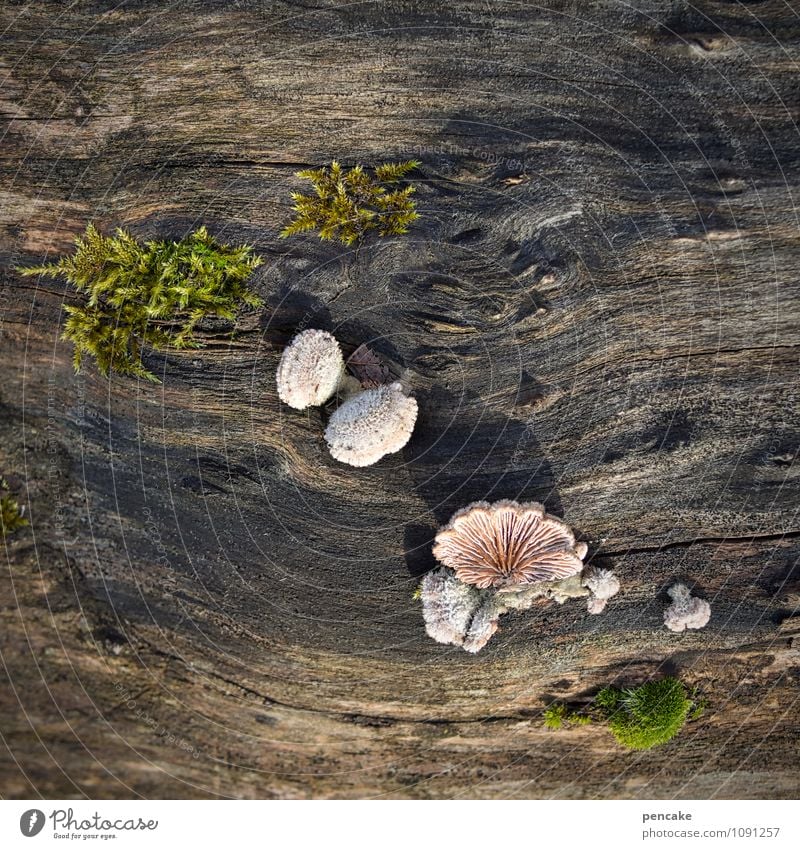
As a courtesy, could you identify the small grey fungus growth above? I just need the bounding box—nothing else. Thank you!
[420,567,590,654]
[582,566,620,614]
[664,582,711,632]
[420,568,486,649]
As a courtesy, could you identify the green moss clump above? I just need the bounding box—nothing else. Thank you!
[542,678,701,749]
[1,479,28,538]
[18,225,263,382]
[281,160,420,245]
[595,677,693,750]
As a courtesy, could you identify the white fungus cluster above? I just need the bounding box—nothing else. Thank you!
[420,566,590,654]
[420,568,489,652]
[324,382,417,467]
[461,601,501,654]
[276,329,344,410]
[276,331,418,466]
[581,566,620,614]
[664,582,711,632]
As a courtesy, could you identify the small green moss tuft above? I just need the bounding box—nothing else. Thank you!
[281,160,420,245]
[595,677,693,750]
[18,225,263,382]
[689,690,708,721]
[543,703,568,730]
[1,479,28,538]
[543,702,592,730]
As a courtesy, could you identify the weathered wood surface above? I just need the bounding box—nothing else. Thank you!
[1,0,799,799]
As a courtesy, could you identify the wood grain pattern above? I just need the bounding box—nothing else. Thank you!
[1,0,798,799]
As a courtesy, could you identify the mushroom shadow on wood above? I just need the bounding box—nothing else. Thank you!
[402,383,564,577]
[260,285,333,350]
[329,317,406,382]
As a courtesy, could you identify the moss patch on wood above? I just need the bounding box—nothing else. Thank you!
[18,225,262,382]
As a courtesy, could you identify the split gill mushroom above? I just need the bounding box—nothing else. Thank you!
[432,500,588,590]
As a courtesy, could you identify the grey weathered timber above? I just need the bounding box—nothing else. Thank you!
[1,0,798,799]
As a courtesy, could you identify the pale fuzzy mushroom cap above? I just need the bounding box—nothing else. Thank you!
[324,382,417,466]
[420,568,501,653]
[432,500,587,589]
[420,568,483,648]
[462,604,500,654]
[276,329,344,410]
[582,566,620,615]
[587,596,609,614]
[582,566,620,600]
[664,582,711,632]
